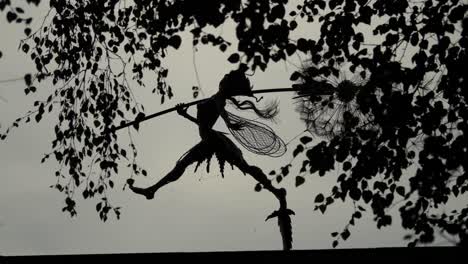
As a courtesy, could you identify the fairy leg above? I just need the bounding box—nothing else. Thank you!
[235,159,286,206]
[215,134,285,200]
[216,135,294,250]
[128,142,207,200]
[233,158,294,250]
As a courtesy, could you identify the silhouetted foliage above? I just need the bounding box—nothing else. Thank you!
[0,0,467,249]
[0,0,40,59]
[269,0,467,248]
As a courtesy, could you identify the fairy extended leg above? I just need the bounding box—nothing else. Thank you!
[127,142,208,200]
[234,159,295,250]
[218,136,295,250]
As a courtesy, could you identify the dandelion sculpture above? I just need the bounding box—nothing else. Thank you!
[126,69,296,250]
[293,62,378,139]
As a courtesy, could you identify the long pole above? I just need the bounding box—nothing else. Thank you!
[107,86,329,133]
[111,98,207,133]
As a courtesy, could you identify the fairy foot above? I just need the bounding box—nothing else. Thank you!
[127,179,156,200]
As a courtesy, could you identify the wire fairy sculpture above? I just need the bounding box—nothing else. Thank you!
[126,69,295,250]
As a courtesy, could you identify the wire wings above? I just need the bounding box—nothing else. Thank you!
[226,111,286,157]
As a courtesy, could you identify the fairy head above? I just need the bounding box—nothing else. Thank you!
[218,69,254,98]
[218,69,280,121]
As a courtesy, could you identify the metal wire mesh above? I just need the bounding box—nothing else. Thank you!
[226,111,287,157]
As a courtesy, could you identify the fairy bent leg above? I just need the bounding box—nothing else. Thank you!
[227,153,295,250]
[127,142,207,200]
[238,161,295,250]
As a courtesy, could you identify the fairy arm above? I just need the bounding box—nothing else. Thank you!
[176,104,199,125]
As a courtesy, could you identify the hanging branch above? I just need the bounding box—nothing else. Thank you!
[107,86,333,134]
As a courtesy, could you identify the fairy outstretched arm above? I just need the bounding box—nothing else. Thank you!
[176,103,199,125]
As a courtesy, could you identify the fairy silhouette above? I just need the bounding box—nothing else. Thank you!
[127,69,295,250]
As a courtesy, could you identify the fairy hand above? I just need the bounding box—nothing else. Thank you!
[176,103,188,116]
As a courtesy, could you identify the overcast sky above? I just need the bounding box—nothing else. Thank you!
[0,0,456,256]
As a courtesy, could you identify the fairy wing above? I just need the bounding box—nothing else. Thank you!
[226,111,286,157]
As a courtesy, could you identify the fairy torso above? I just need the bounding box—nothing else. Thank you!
[194,93,287,157]
[196,93,225,139]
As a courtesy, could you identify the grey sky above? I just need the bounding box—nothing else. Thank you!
[0,0,458,256]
